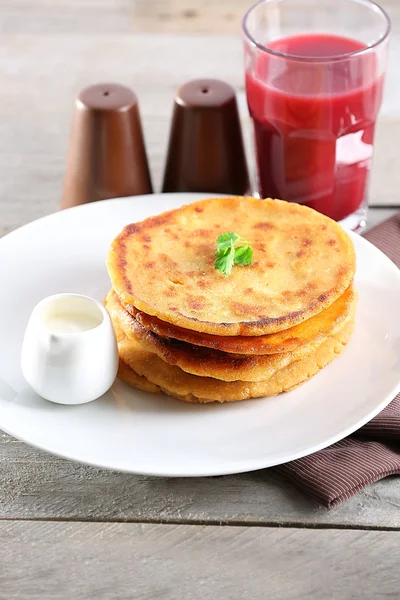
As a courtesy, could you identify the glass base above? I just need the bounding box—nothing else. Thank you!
[339,203,368,233]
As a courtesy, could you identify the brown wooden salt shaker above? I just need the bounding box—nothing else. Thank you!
[162,79,249,195]
[61,83,152,209]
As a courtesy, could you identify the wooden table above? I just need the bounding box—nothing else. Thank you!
[1,2,399,598]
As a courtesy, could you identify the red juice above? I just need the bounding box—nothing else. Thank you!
[246,34,384,221]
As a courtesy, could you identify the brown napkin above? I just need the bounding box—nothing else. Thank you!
[275,213,400,508]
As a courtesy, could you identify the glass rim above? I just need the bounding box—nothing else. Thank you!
[242,0,391,62]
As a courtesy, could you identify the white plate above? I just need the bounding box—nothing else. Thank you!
[0,193,400,477]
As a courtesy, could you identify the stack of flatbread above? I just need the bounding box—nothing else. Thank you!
[106,197,356,403]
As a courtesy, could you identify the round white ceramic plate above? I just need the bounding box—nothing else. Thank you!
[1,193,400,477]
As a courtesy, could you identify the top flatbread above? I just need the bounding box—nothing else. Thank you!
[107,197,356,336]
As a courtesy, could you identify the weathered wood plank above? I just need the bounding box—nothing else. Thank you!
[1,0,398,34]
[1,431,400,528]
[0,0,399,534]
[0,0,133,34]
[0,172,395,240]
[0,521,399,600]
[133,0,252,34]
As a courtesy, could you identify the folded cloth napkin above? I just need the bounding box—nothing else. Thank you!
[275,212,400,508]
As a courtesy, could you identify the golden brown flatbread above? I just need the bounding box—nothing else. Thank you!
[106,288,356,382]
[107,197,355,336]
[118,359,161,393]
[115,319,354,403]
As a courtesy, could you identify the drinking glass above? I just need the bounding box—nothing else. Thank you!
[243,0,390,230]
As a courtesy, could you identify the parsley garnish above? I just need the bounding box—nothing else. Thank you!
[214,232,253,277]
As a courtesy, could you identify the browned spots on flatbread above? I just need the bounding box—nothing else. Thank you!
[121,223,141,237]
[337,265,349,277]
[159,253,178,268]
[165,287,177,297]
[114,246,133,293]
[187,295,207,311]
[144,213,172,229]
[253,222,276,230]
[231,301,267,316]
[194,228,212,237]
[185,271,199,278]
[107,196,355,336]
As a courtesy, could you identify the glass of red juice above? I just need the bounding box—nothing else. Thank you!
[243,0,390,230]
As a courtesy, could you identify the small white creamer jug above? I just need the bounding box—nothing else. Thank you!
[21,293,119,405]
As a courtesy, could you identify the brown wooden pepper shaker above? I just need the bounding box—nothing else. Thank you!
[61,83,152,209]
[162,78,249,195]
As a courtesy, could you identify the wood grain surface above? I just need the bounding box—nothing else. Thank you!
[1,521,399,600]
[1,424,400,529]
[0,7,400,597]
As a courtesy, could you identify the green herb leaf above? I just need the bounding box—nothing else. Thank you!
[214,246,235,277]
[216,232,239,251]
[234,245,253,266]
[214,232,254,276]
